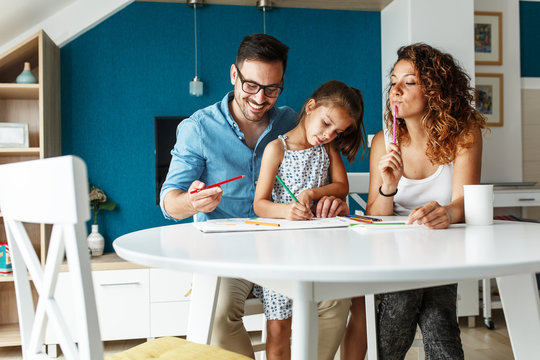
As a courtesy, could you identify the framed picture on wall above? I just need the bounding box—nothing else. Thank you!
[475,73,504,127]
[474,11,502,65]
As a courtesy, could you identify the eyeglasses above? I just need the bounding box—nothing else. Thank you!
[235,65,284,98]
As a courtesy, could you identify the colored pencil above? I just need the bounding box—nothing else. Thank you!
[189,175,246,194]
[393,105,397,145]
[244,220,280,227]
[275,175,299,203]
[346,214,382,222]
[350,217,373,224]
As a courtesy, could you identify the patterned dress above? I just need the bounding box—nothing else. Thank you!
[252,135,330,320]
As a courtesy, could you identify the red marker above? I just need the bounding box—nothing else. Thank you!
[393,105,397,145]
[189,175,246,194]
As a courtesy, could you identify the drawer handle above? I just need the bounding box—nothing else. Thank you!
[100,282,141,287]
[518,198,536,202]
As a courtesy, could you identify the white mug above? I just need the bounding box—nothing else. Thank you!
[464,184,494,225]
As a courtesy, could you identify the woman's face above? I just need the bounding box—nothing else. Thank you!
[389,60,427,121]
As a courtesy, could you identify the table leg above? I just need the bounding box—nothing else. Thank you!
[186,273,220,344]
[497,273,540,359]
[291,281,318,360]
[365,294,378,360]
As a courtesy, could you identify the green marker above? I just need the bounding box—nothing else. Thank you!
[275,175,299,203]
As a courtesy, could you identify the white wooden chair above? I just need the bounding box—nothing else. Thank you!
[0,155,250,360]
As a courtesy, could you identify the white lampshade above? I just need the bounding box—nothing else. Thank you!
[189,76,204,97]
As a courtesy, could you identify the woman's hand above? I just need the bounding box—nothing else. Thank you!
[315,196,349,218]
[378,143,403,193]
[407,201,451,229]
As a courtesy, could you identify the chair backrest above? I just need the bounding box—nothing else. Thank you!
[346,172,370,215]
[0,156,103,360]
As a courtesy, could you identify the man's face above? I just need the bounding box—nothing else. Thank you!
[230,59,284,124]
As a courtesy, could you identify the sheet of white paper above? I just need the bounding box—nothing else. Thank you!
[193,217,350,233]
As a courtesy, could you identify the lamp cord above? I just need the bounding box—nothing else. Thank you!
[263,8,267,34]
[194,5,198,77]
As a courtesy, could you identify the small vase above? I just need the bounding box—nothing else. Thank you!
[16,62,37,84]
[87,224,104,256]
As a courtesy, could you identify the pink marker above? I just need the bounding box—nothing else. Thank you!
[392,105,397,145]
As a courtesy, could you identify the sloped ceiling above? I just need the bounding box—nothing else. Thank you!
[0,0,391,55]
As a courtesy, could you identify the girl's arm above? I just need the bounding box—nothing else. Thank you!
[407,127,483,228]
[366,131,403,216]
[297,144,349,205]
[253,140,312,220]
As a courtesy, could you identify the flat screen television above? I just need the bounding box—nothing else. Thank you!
[154,116,187,205]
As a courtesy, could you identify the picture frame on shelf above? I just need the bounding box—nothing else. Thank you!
[474,11,502,65]
[0,122,29,148]
[475,73,504,127]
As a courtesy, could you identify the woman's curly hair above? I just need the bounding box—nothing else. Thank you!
[384,43,487,165]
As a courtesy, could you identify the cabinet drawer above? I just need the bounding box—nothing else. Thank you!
[93,269,150,340]
[494,190,540,207]
[46,269,150,343]
[150,268,192,302]
[151,301,190,337]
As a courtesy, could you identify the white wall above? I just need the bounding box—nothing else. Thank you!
[382,0,522,183]
[0,0,133,55]
[475,0,523,182]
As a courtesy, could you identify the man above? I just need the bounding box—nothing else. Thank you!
[160,33,350,359]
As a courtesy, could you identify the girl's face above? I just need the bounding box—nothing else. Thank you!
[304,100,354,146]
[389,59,427,121]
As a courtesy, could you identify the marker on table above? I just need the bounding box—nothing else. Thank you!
[275,175,299,203]
[393,105,398,145]
[189,175,246,194]
[244,220,280,227]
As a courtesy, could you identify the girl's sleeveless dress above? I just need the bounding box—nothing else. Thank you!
[252,135,330,320]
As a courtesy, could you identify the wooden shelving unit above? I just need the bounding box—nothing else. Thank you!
[0,30,60,348]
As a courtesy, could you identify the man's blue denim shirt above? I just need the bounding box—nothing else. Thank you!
[160,91,297,222]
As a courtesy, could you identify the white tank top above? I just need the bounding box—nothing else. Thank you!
[384,129,453,216]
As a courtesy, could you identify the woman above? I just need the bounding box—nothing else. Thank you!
[342,43,487,359]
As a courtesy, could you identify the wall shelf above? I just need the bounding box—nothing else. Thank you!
[0,29,60,348]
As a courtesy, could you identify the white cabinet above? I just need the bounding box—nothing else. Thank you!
[45,261,195,348]
[46,269,150,344]
[149,268,192,337]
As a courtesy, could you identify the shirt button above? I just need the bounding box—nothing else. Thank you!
[254,153,257,157]
[238,136,242,140]
[255,180,258,185]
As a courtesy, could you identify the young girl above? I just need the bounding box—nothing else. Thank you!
[253,80,366,360]
[342,43,487,360]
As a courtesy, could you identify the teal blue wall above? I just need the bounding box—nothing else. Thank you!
[60,2,381,251]
[520,1,540,77]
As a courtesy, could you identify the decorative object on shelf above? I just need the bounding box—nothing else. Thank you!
[0,242,12,275]
[474,11,502,65]
[475,73,504,127]
[88,186,117,256]
[15,61,37,84]
[188,0,204,96]
[0,122,29,148]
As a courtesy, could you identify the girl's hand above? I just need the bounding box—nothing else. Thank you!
[286,202,313,221]
[315,196,349,218]
[378,143,403,191]
[407,201,451,229]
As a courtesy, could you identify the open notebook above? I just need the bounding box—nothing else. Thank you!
[193,217,350,233]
